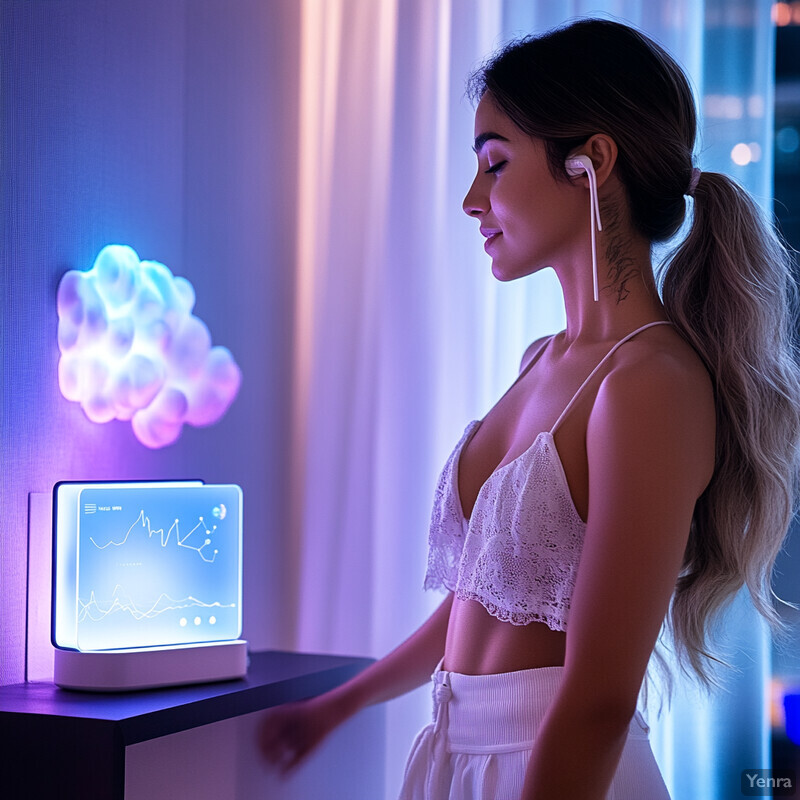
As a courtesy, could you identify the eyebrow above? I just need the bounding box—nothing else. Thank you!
[472,132,509,153]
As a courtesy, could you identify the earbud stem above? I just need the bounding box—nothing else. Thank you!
[565,156,603,302]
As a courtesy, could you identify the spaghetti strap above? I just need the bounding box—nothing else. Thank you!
[549,320,672,435]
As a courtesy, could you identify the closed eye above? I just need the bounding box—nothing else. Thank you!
[485,160,507,175]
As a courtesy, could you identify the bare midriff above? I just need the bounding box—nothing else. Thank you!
[443,595,566,675]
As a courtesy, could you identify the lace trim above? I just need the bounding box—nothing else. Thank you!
[424,424,586,630]
[454,591,567,631]
[423,422,477,594]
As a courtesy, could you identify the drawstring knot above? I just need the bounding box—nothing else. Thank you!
[435,680,452,705]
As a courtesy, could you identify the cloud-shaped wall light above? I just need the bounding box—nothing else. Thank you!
[57,245,242,449]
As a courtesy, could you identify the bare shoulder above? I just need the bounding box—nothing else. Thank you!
[519,333,557,373]
[607,324,712,404]
[609,324,710,386]
[591,325,716,490]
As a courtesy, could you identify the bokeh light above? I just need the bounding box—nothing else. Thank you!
[730,142,762,166]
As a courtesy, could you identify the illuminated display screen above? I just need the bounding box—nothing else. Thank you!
[52,481,242,652]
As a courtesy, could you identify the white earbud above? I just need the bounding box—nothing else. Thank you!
[565,156,603,302]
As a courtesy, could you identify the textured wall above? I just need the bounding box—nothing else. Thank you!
[0,0,300,684]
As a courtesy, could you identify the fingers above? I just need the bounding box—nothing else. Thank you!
[266,737,304,775]
[259,703,315,776]
[268,735,309,775]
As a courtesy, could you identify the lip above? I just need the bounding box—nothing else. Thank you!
[480,228,502,251]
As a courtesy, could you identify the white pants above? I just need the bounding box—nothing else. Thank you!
[398,663,670,800]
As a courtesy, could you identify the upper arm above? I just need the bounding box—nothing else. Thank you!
[561,351,715,717]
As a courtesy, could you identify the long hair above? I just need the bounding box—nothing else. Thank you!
[469,18,800,687]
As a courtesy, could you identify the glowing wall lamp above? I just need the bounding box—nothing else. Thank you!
[57,245,242,448]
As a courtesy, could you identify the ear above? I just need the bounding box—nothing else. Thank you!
[567,134,618,189]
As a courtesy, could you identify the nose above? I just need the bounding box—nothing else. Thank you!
[462,174,487,218]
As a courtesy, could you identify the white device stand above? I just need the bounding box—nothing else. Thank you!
[54,639,248,692]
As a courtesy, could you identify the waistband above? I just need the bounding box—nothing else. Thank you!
[431,662,650,754]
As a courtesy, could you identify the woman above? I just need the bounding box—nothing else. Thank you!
[261,18,800,799]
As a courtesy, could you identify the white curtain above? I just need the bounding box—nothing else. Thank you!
[286,1,776,797]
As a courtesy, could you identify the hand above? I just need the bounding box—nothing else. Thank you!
[259,694,345,775]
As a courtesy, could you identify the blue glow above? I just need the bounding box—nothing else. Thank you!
[784,692,800,745]
[56,245,242,448]
[53,482,242,652]
[777,126,799,154]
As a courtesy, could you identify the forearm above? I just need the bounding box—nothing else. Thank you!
[521,702,630,800]
[324,593,453,720]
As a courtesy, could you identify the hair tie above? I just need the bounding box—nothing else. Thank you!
[687,167,701,197]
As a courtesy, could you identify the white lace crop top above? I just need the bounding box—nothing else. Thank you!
[424,321,671,631]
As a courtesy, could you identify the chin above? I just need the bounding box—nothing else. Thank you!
[491,262,526,283]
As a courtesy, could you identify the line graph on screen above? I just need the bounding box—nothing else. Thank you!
[88,508,219,562]
[78,585,235,622]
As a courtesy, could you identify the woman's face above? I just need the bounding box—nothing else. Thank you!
[463,94,585,283]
